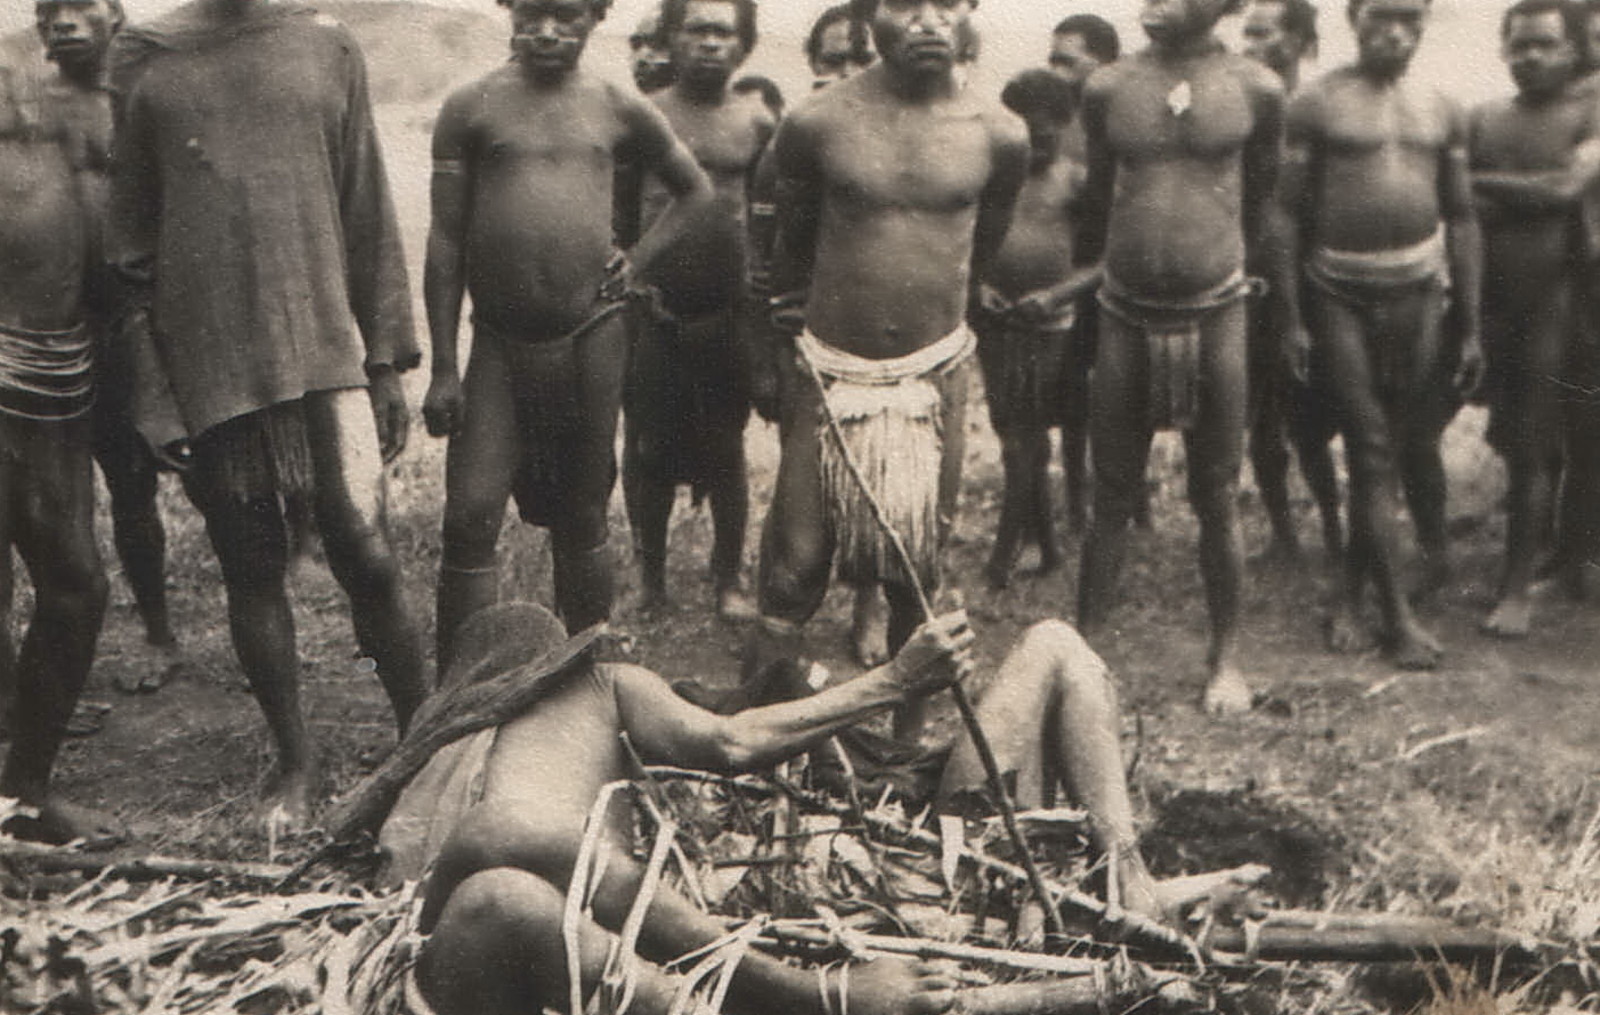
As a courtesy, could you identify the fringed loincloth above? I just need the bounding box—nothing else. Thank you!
[625,301,750,501]
[796,326,975,588]
[1306,226,1451,396]
[974,303,1078,431]
[186,399,314,505]
[0,320,94,423]
[1097,271,1261,431]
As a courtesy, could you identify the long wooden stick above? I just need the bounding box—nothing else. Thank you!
[0,846,292,886]
[798,351,1067,939]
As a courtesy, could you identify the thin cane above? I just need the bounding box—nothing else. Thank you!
[797,349,1070,939]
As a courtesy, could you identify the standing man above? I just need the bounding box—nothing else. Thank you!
[620,0,773,618]
[757,0,1028,737]
[0,0,119,845]
[629,8,673,93]
[1470,0,1600,636]
[1280,0,1483,670]
[1239,0,1344,565]
[422,0,713,665]
[1074,0,1287,714]
[109,0,430,825]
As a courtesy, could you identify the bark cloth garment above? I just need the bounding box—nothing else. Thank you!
[625,299,751,501]
[1096,270,1262,431]
[1305,225,1452,400]
[796,324,975,588]
[105,1,420,479]
[973,301,1079,431]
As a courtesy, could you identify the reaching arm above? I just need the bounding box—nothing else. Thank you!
[617,88,714,291]
[617,613,976,773]
[1440,103,1484,393]
[421,90,475,438]
[1472,139,1600,210]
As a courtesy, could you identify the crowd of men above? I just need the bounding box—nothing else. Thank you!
[0,0,1597,891]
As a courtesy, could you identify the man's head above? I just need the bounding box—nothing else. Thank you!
[1240,0,1318,78]
[1140,0,1243,49]
[629,10,675,91]
[850,0,977,80]
[35,0,121,75]
[1576,0,1600,71]
[1048,14,1119,88]
[658,0,756,90]
[499,0,610,78]
[1502,0,1583,98]
[808,4,876,88]
[1002,68,1079,165]
[1347,0,1429,79]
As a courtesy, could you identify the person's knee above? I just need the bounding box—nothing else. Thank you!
[1186,464,1239,518]
[442,496,507,567]
[34,550,108,623]
[758,531,830,621]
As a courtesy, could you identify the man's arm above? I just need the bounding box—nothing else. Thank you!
[617,87,714,290]
[1439,101,1484,394]
[767,111,826,301]
[968,111,1029,304]
[1073,76,1115,267]
[420,89,475,439]
[1242,72,1286,276]
[617,613,975,773]
[1269,91,1318,383]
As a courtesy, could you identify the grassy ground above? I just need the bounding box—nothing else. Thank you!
[7,102,1598,1012]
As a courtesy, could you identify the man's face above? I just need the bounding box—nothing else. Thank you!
[1024,112,1067,164]
[1583,9,1600,72]
[672,0,746,88]
[1141,0,1232,47]
[630,15,673,91]
[1047,31,1102,88]
[36,0,117,69]
[1504,11,1577,99]
[509,0,597,76]
[1241,1,1299,77]
[1351,0,1428,78]
[872,0,973,78]
[811,19,858,87]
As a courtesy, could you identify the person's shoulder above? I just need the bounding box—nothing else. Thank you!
[972,90,1027,148]
[438,65,509,118]
[1223,51,1284,98]
[1084,56,1136,97]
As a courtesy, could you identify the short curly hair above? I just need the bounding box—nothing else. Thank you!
[657,0,758,54]
[1001,68,1080,121]
[495,0,613,18]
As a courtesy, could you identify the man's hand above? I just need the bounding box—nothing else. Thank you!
[887,610,977,698]
[1011,288,1058,324]
[368,365,409,463]
[1283,323,1313,387]
[422,370,464,439]
[1453,331,1485,398]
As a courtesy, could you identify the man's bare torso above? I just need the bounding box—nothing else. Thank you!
[1296,68,1458,252]
[1472,91,1595,281]
[989,155,1081,299]
[797,73,1008,359]
[445,66,638,335]
[1094,48,1274,298]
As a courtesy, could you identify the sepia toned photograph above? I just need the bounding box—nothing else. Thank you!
[0,0,1597,1010]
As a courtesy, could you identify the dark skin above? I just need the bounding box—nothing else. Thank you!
[0,0,120,843]
[423,0,714,664]
[619,0,774,619]
[974,108,1100,586]
[1239,0,1345,567]
[1470,10,1600,637]
[760,0,1027,737]
[1279,0,1483,670]
[1074,0,1287,715]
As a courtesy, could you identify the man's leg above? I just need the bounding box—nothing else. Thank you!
[1314,292,1441,668]
[550,315,628,633]
[438,333,519,669]
[96,430,175,649]
[706,423,757,618]
[303,389,428,731]
[0,421,115,843]
[1395,290,1458,605]
[986,428,1032,589]
[1078,314,1155,635]
[1285,384,1343,565]
[622,313,678,612]
[937,619,1159,917]
[1249,318,1299,562]
[1062,315,1095,535]
[0,545,15,730]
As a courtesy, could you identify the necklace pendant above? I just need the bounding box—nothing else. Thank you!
[1167,80,1192,117]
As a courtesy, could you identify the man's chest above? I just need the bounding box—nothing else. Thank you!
[819,117,992,212]
[1104,67,1256,160]
[1319,87,1449,157]
[1473,102,1591,171]
[665,105,765,178]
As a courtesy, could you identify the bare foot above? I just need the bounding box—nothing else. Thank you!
[851,587,890,667]
[716,585,759,623]
[1409,558,1452,607]
[1481,594,1531,639]
[1202,666,1252,717]
[1,795,127,847]
[1324,607,1370,654]
[1116,853,1169,922]
[827,958,957,1015]
[634,583,670,618]
[260,763,317,832]
[1387,620,1442,670]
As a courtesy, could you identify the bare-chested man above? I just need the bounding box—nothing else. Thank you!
[0,0,120,844]
[422,0,713,666]
[1239,0,1345,566]
[755,0,1027,736]
[1280,0,1483,670]
[1470,0,1600,637]
[972,69,1100,588]
[109,0,430,824]
[619,0,773,619]
[381,604,1161,1015]
[629,8,674,93]
[1074,0,1285,714]
[806,2,876,90]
